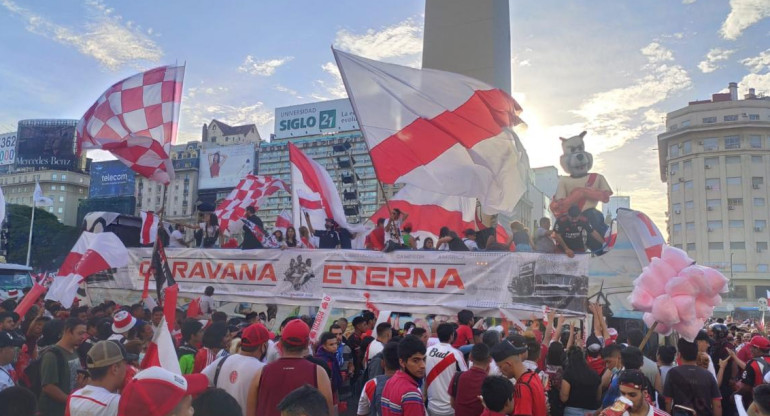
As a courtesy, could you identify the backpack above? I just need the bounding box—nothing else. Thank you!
[23,347,66,398]
[365,352,385,382]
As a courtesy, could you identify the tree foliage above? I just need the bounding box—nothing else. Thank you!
[6,204,81,271]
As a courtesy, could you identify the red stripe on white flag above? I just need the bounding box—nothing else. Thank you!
[141,316,181,374]
[140,211,159,245]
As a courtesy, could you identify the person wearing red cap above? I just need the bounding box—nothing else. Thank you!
[735,336,770,404]
[118,366,208,416]
[201,323,269,416]
[245,319,333,416]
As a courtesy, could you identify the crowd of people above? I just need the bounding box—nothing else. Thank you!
[3,288,770,416]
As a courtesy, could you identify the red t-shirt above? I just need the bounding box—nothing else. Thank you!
[587,354,605,374]
[513,371,547,416]
[449,366,487,416]
[366,227,385,251]
[452,325,474,348]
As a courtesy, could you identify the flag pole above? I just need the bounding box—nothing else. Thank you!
[331,47,394,216]
[25,200,36,267]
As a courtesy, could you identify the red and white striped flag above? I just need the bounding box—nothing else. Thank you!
[369,185,476,240]
[274,209,293,233]
[140,211,159,245]
[77,65,185,185]
[289,143,366,238]
[215,174,288,232]
[334,49,527,216]
[46,232,128,308]
[141,316,181,374]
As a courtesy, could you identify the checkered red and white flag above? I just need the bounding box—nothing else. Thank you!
[215,174,289,231]
[76,65,185,185]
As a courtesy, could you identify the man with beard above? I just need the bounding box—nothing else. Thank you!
[305,213,340,249]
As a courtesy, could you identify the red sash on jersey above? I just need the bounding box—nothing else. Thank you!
[426,354,457,391]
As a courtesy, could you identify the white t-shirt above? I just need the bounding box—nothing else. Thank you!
[365,339,384,364]
[0,364,13,392]
[425,342,468,416]
[169,230,185,247]
[384,219,402,244]
[199,295,215,315]
[201,354,265,416]
[463,238,479,251]
[358,376,388,415]
[66,385,121,416]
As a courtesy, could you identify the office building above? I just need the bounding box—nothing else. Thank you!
[0,170,90,226]
[657,82,770,304]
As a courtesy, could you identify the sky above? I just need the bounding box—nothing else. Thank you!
[1,0,769,231]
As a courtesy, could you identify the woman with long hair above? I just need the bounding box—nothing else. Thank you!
[560,346,603,416]
[284,227,306,248]
[299,226,316,248]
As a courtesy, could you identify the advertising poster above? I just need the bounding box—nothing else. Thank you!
[198,144,256,189]
[89,160,136,198]
[0,132,16,166]
[15,120,78,170]
[274,98,359,139]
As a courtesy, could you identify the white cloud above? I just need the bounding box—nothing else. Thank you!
[519,60,531,67]
[1,0,162,70]
[310,62,347,101]
[697,48,735,73]
[741,48,770,73]
[180,101,273,141]
[334,17,423,60]
[720,0,770,40]
[237,56,293,76]
[682,0,696,4]
[275,84,301,98]
[186,85,229,99]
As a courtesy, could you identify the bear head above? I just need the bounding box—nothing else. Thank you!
[559,131,593,178]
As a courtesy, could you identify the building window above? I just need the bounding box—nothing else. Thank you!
[749,114,760,121]
[673,224,682,232]
[58,196,64,202]
[672,183,681,192]
[60,185,65,191]
[704,157,718,169]
[50,185,56,190]
[686,243,696,251]
[684,180,693,190]
[48,207,53,212]
[681,120,691,127]
[758,242,769,252]
[755,198,766,207]
[705,178,720,191]
[726,155,741,164]
[733,264,747,272]
[52,174,57,180]
[682,141,692,155]
[750,135,762,148]
[703,116,717,124]
[709,242,724,250]
[672,203,682,213]
[759,264,769,272]
[724,115,738,122]
[752,177,764,189]
[670,162,680,175]
[61,174,66,180]
[669,144,679,158]
[753,156,764,164]
[683,160,692,170]
[725,136,741,149]
[757,220,768,231]
[57,207,63,214]
[686,222,695,231]
[729,220,744,228]
[685,201,694,209]
[706,199,721,210]
[707,220,722,230]
[726,177,741,186]
[731,241,746,250]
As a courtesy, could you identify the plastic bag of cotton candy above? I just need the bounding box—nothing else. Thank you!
[628,245,729,342]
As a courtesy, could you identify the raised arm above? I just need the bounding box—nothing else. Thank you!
[304,212,315,235]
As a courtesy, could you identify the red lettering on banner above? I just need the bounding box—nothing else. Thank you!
[258,264,276,281]
[206,263,223,279]
[241,264,256,281]
[389,267,410,287]
[414,269,435,288]
[189,263,205,279]
[172,262,188,278]
[323,265,343,284]
[139,261,150,276]
[439,269,464,289]
[366,267,387,286]
[222,264,237,280]
[346,265,364,285]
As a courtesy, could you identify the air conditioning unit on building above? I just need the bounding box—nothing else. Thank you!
[753,184,761,189]
[707,206,714,211]
[756,227,763,232]
[706,186,713,190]
[674,210,681,214]
[758,248,764,253]
[728,206,736,210]
[705,165,711,169]
[679,178,685,182]
[708,228,713,232]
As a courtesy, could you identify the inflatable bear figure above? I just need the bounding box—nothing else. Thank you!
[550,131,613,252]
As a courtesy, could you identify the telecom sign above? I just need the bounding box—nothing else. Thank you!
[274,98,359,139]
[89,160,136,198]
[0,132,16,166]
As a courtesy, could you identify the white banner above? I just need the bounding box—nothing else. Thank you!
[309,294,334,343]
[92,248,590,317]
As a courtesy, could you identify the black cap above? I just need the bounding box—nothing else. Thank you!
[490,339,528,362]
[0,331,23,348]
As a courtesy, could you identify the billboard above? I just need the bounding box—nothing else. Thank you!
[16,120,78,170]
[90,160,136,198]
[274,98,359,139]
[198,144,256,190]
[0,132,16,166]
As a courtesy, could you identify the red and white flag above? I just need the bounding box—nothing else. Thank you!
[370,185,476,240]
[289,143,367,238]
[77,65,185,185]
[141,316,181,374]
[215,174,288,232]
[140,211,159,245]
[334,49,527,216]
[46,232,128,308]
[616,208,664,264]
[274,209,293,233]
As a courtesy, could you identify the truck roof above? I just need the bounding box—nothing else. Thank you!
[0,263,33,272]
